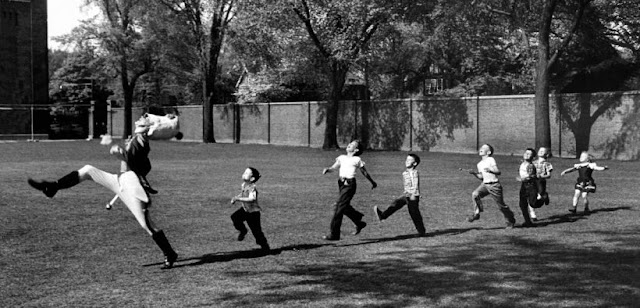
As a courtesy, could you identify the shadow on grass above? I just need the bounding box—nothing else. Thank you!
[153,243,336,268]
[536,206,632,227]
[221,234,640,307]
[341,227,483,247]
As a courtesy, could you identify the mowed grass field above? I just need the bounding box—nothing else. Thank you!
[1,140,639,307]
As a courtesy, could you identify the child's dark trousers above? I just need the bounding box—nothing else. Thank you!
[329,178,365,239]
[231,208,268,247]
[379,196,426,234]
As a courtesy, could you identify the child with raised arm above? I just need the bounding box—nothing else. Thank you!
[374,153,426,236]
[322,140,377,241]
[515,148,539,227]
[560,151,609,215]
[28,116,178,269]
[462,144,516,228]
[529,147,553,220]
[230,167,270,252]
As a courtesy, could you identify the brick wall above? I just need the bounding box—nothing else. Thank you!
[104,91,640,160]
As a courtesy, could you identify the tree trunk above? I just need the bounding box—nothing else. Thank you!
[573,126,591,158]
[359,65,371,149]
[323,61,348,149]
[203,14,223,143]
[534,59,551,152]
[534,0,556,154]
[121,64,133,139]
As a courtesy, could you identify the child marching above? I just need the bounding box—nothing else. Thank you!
[374,153,426,236]
[529,147,553,220]
[560,151,609,215]
[230,167,270,252]
[462,144,516,228]
[322,140,377,241]
[515,148,540,227]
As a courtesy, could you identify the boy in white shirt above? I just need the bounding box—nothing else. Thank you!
[463,144,516,228]
[374,154,426,236]
[322,140,377,241]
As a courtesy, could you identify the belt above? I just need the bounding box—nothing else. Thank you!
[483,181,499,184]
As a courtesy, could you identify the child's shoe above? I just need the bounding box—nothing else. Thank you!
[322,235,340,241]
[373,206,383,221]
[237,231,247,241]
[467,213,480,222]
[353,222,367,235]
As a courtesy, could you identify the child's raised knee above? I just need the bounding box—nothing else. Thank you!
[472,191,480,199]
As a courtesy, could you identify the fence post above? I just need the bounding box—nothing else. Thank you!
[476,94,480,151]
[28,105,35,142]
[267,102,271,144]
[409,99,413,151]
[354,100,358,139]
[108,101,113,135]
[557,100,562,158]
[308,101,311,147]
[233,104,238,143]
[87,101,95,140]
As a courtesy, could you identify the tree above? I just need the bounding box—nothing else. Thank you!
[160,0,237,143]
[288,0,402,149]
[551,1,640,157]
[85,0,161,138]
[470,0,592,154]
[534,0,592,152]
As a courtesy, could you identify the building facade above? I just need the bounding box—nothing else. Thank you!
[0,0,48,135]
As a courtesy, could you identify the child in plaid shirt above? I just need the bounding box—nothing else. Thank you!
[374,154,426,236]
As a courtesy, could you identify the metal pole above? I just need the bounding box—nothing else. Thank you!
[29,3,35,142]
[308,102,311,147]
[232,104,236,143]
[109,101,113,135]
[267,102,271,144]
[354,100,358,139]
[409,99,413,151]
[558,105,562,158]
[476,94,480,151]
[29,105,35,142]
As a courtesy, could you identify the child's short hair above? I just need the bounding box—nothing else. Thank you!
[526,148,536,156]
[538,147,549,158]
[408,153,421,166]
[579,151,591,163]
[248,167,261,183]
[484,144,494,156]
[351,139,363,156]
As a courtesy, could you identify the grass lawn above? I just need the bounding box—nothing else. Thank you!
[1,140,639,307]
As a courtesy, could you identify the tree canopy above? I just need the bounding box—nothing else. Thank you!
[50,0,640,148]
